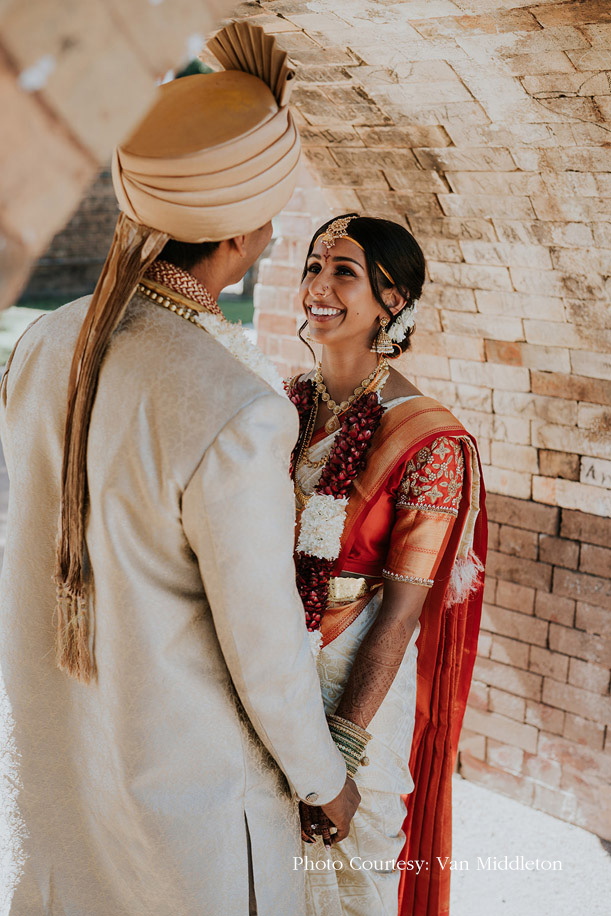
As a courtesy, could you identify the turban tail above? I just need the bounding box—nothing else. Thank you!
[55,20,299,681]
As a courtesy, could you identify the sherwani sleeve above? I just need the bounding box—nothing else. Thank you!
[182,390,347,805]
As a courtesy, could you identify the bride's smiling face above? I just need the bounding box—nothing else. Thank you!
[299,237,388,351]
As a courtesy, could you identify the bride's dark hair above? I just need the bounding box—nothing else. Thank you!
[299,213,426,357]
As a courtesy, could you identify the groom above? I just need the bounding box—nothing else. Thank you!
[0,22,358,916]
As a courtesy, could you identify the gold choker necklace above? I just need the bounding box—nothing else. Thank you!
[314,358,389,434]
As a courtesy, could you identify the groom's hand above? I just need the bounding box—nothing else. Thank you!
[320,775,361,842]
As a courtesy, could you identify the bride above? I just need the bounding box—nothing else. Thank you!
[286,214,488,916]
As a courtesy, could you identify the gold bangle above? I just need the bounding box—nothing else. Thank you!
[327,714,372,776]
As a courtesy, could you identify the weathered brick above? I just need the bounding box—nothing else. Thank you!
[473,657,542,702]
[531,371,611,407]
[441,312,523,341]
[549,621,610,666]
[439,194,535,220]
[357,125,452,148]
[534,477,611,520]
[495,580,535,615]
[553,567,611,613]
[467,680,489,711]
[575,601,610,637]
[476,290,565,321]
[534,592,575,628]
[488,687,526,723]
[409,216,497,243]
[543,678,611,724]
[580,543,611,579]
[458,729,486,761]
[539,535,580,570]
[492,391,577,426]
[486,551,552,592]
[563,713,606,752]
[477,629,493,659]
[577,406,611,433]
[532,421,611,463]
[413,146,516,172]
[429,261,513,292]
[561,509,611,548]
[463,707,538,754]
[492,444,539,476]
[482,465,531,500]
[454,408,530,445]
[497,524,538,562]
[484,608,546,655]
[486,493,559,534]
[487,739,524,774]
[461,240,553,270]
[571,350,611,382]
[489,632,530,669]
[526,700,564,735]
[532,783,577,823]
[568,657,610,695]
[539,450,580,481]
[458,752,535,806]
[529,646,569,682]
[524,753,562,788]
[581,456,611,489]
[450,359,530,392]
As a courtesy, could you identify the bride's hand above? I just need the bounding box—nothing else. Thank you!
[299,802,337,849]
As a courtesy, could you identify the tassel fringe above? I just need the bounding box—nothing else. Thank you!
[54,585,96,683]
[444,549,484,609]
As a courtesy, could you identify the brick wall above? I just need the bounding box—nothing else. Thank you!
[246,0,611,838]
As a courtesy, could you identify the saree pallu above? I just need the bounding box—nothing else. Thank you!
[297,397,487,916]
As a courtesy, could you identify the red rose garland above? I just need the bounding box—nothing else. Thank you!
[287,379,384,631]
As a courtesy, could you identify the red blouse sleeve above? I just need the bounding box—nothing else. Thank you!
[383,437,464,587]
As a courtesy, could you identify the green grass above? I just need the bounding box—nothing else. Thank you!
[217,298,254,325]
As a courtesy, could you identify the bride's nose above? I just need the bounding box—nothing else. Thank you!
[309,271,331,298]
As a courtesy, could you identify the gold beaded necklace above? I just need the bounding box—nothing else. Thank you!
[314,357,389,434]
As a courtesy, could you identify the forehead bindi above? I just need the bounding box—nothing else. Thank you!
[311,237,366,268]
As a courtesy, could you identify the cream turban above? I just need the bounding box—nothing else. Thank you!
[55,22,302,684]
[111,21,300,242]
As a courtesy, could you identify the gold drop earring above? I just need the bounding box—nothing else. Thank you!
[371,315,394,355]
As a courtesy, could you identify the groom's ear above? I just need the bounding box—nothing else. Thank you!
[382,287,408,317]
[227,234,248,257]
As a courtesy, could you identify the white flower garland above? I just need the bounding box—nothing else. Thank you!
[195,312,286,396]
[389,300,419,343]
[297,492,348,560]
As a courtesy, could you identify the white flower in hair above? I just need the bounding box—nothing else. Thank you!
[388,300,419,343]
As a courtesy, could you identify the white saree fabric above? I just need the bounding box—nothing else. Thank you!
[296,410,420,915]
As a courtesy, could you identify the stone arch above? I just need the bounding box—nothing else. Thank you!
[250,0,611,839]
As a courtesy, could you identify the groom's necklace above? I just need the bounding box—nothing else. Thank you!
[137,277,223,320]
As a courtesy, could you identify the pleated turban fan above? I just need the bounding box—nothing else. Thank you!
[112,22,300,241]
[55,21,301,683]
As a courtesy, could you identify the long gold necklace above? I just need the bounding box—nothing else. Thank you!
[315,357,389,434]
[294,393,320,508]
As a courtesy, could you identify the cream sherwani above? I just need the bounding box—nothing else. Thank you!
[0,294,346,916]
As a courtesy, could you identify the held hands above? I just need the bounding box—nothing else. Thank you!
[300,775,361,848]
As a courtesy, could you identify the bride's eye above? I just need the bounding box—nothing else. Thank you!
[306,262,321,274]
[336,266,355,276]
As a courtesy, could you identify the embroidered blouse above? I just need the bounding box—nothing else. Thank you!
[382,436,464,587]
